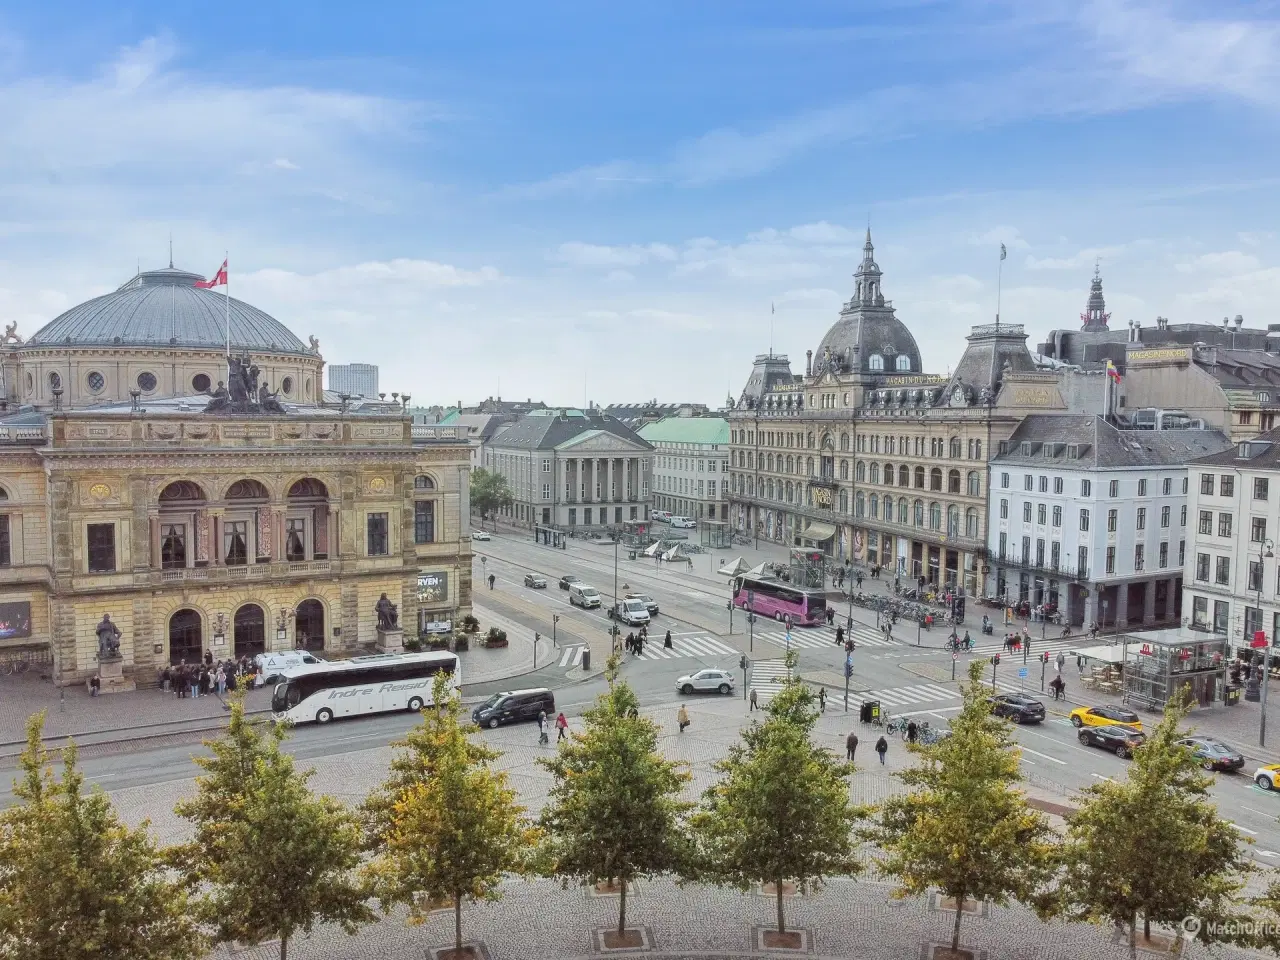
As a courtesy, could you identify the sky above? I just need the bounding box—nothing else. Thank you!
[0,0,1278,408]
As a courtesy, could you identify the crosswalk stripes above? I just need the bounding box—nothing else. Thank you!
[747,658,790,704]
[752,625,899,651]
[966,637,1083,659]
[636,635,737,661]
[557,644,587,668]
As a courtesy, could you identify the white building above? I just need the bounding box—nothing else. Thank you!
[638,417,730,522]
[327,363,379,398]
[1184,434,1280,644]
[986,414,1229,629]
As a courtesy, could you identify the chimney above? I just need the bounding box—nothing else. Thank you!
[806,350,813,377]
[1235,314,1244,329]
[1224,317,1230,329]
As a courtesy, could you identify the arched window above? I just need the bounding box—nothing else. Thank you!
[747,477,755,496]
[840,460,849,480]
[884,463,894,486]
[897,497,909,524]
[930,468,943,492]
[807,432,815,449]
[856,461,866,482]
[947,504,960,537]
[870,463,881,484]
[786,455,794,474]
[413,475,435,491]
[807,456,815,476]
[914,466,926,488]
[159,481,205,502]
[896,355,911,371]
[949,438,962,459]
[948,469,961,494]
[869,494,879,519]
[840,432,850,452]
[868,354,884,370]
[898,465,910,487]
[965,508,979,539]
[786,481,794,503]
[886,436,896,455]
[930,502,942,530]
[226,479,268,500]
[913,499,925,526]
[855,492,866,517]
[972,440,982,460]
[967,471,981,497]
[839,489,848,512]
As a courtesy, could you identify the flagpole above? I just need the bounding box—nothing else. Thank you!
[224,251,230,362]
[996,244,1005,328]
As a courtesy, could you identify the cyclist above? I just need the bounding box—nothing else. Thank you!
[962,630,972,650]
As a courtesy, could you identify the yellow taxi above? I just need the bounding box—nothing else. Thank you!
[1254,764,1280,791]
[1069,704,1143,732]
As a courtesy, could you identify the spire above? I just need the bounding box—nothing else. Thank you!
[863,227,874,263]
[1080,262,1110,331]
[853,228,882,305]
[168,233,173,269]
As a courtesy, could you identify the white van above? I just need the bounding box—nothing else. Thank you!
[670,516,696,528]
[255,650,326,684]
[568,583,602,609]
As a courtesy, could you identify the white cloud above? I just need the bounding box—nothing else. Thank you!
[553,241,677,267]
[967,226,1029,250]
[1175,251,1261,275]
[1024,245,1127,270]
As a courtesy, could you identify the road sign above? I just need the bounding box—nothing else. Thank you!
[952,652,959,661]
[846,653,854,667]
[1018,667,1029,678]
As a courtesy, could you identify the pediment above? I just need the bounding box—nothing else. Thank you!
[555,431,647,454]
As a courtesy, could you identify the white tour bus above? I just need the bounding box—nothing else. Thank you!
[271,651,459,724]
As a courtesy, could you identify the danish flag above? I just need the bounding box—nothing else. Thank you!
[194,260,228,289]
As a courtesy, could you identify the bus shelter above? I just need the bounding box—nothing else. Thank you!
[700,520,733,549]
[789,548,826,590]
[1118,628,1228,711]
[534,525,566,549]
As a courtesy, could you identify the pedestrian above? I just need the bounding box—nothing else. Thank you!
[846,731,858,762]
[856,572,864,589]
[204,650,213,668]
[556,711,568,741]
[1056,651,1066,673]
[677,704,690,733]
[89,673,100,697]
[160,665,171,694]
[1077,654,1085,673]
[626,631,635,654]
[664,629,673,649]
[875,735,888,765]
[538,711,549,745]
[488,573,495,590]
[835,625,844,647]
[826,607,835,626]
[818,686,827,712]
[906,720,918,744]
[216,666,226,695]
[628,706,639,719]
[749,688,759,711]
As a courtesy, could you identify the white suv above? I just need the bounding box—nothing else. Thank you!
[669,516,696,528]
[676,669,735,695]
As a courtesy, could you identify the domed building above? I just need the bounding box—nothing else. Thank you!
[728,229,1046,597]
[0,260,474,690]
[3,262,324,409]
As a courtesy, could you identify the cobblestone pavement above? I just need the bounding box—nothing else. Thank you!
[98,684,1278,960]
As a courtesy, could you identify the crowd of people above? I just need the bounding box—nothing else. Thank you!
[155,653,262,699]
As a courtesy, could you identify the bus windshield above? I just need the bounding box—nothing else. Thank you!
[732,575,825,625]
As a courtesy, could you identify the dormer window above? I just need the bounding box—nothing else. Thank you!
[868,355,884,371]
[895,355,911,371]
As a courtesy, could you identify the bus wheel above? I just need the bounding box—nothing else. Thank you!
[774,612,785,622]
[316,708,333,724]
[407,697,424,712]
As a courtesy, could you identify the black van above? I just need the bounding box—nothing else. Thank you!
[471,688,556,729]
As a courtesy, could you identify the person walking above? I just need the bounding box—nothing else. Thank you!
[538,711,550,745]
[835,625,844,647]
[856,572,864,589]
[677,704,690,733]
[875,735,888,765]
[906,720,918,744]
[488,573,496,590]
[749,688,759,711]
[846,731,858,762]
[818,686,827,712]
[1056,651,1066,673]
[826,607,835,626]
[215,665,226,696]
[664,629,673,649]
[555,711,568,741]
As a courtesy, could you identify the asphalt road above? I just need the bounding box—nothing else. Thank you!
[7,529,1280,862]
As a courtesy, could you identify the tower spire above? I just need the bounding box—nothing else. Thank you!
[1080,262,1111,331]
[168,233,173,269]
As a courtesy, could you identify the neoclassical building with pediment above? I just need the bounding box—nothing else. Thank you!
[0,263,472,686]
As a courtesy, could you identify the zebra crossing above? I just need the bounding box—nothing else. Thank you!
[965,636,1085,660]
[555,634,738,668]
[746,660,1042,711]
[750,621,901,653]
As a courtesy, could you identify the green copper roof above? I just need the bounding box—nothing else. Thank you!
[637,417,729,445]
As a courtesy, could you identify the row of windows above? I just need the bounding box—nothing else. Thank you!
[1200,473,1270,501]
[996,537,1185,575]
[657,456,725,472]
[999,501,1185,531]
[657,476,717,498]
[729,431,983,462]
[999,474,1188,497]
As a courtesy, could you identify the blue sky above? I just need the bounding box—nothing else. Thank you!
[0,1,1278,406]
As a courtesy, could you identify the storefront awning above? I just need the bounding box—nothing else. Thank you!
[801,521,836,543]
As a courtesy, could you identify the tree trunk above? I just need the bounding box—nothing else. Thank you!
[279,934,288,960]
[618,878,628,936]
[1144,916,1151,941]
[952,894,964,952]
[1129,910,1138,960]
[776,878,786,934]
[455,891,463,953]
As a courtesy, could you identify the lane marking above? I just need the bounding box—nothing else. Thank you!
[1016,745,1068,766]
[1243,805,1273,818]
[1258,850,1278,858]
[1019,757,1037,766]
[1230,822,1259,836]
[1090,773,1114,783]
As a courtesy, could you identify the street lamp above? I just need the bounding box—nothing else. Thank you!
[1258,538,1275,748]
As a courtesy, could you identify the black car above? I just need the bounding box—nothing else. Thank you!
[1177,736,1246,772]
[1078,724,1147,759]
[558,575,581,591]
[471,688,556,729]
[987,693,1046,725]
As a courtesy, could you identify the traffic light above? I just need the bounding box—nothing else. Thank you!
[845,661,853,678]
[739,655,749,672]
[1041,652,1050,664]
[990,654,1001,666]
[535,633,540,643]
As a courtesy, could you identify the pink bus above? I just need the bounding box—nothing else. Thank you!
[732,575,827,626]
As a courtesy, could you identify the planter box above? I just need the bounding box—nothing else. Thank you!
[592,926,655,953]
[752,925,813,953]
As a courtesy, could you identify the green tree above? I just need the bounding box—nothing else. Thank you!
[0,713,204,960]
[1057,690,1250,958]
[470,468,513,529]
[367,676,537,954]
[691,676,863,935]
[174,699,373,960]
[538,669,692,936]
[872,660,1057,954]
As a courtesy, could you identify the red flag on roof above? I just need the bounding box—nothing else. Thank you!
[194,260,227,289]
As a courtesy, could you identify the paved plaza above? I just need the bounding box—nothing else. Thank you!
[98,683,1274,960]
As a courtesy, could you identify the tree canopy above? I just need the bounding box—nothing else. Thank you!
[470,468,513,527]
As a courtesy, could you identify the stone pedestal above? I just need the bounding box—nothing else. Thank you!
[376,627,404,653]
[96,656,136,695]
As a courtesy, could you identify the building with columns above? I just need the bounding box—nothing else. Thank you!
[482,408,653,533]
[0,263,472,687]
[986,414,1228,629]
[727,230,1058,595]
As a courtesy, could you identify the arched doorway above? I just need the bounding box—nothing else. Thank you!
[233,603,266,659]
[169,609,203,666]
[295,599,325,652]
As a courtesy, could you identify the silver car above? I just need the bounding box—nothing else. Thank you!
[676,669,735,696]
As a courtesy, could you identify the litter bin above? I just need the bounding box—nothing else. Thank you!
[581,648,591,672]
[1225,684,1242,707]
[629,551,637,561]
